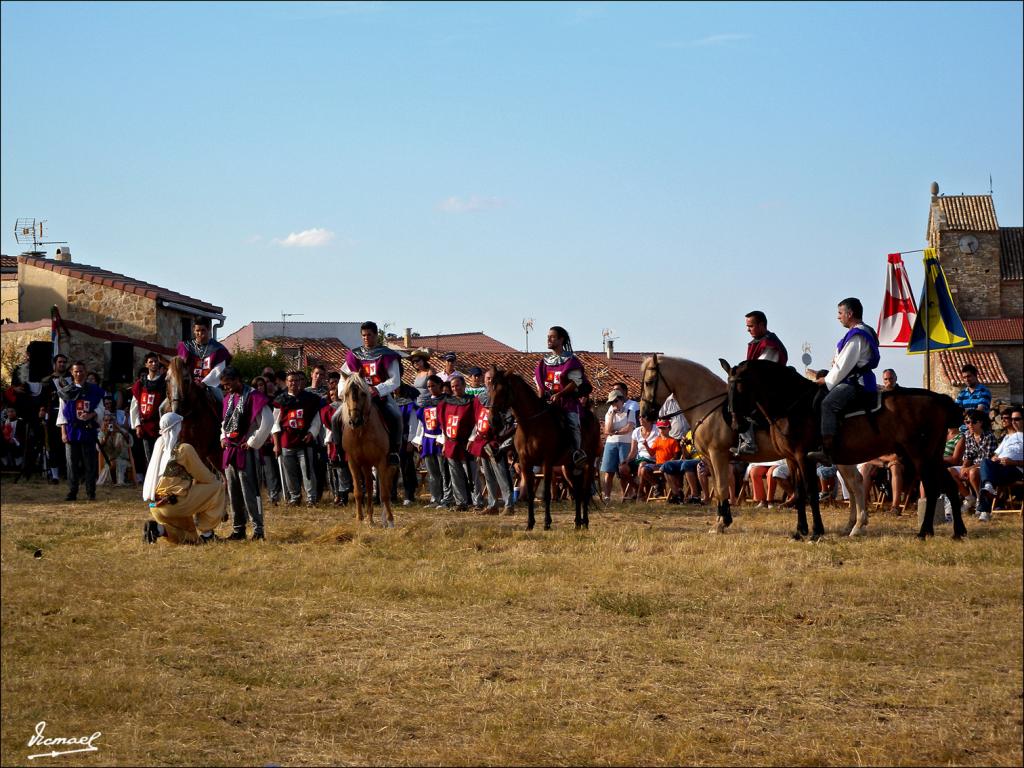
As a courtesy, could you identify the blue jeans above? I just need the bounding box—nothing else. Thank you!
[661,459,700,475]
[978,458,1024,513]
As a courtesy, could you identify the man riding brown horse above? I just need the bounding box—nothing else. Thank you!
[339,321,403,466]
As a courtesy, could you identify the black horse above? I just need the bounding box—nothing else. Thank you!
[721,359,966,540]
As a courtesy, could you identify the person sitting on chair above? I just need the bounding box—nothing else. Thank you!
[734,310,788,455]
[807,297,880,463]
[142,412,226,545]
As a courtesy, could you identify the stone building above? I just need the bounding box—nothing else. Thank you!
[925,184,1023,404]
[0,250,224,382]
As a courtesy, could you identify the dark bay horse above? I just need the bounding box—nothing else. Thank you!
[166,357,223,473]
[639,355,868,536]
[488,367,599,531]
[722,359,966,540]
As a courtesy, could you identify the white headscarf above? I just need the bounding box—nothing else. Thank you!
[143,412,183,502]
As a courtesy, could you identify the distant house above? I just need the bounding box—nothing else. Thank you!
[925,186,1023,403]
[0,250,223,380]
[221,321,365,354]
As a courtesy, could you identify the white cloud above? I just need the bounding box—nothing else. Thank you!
[662,33,752,49]
[243,234,263,244]
[436,196,508,214]
[273,228,336,247]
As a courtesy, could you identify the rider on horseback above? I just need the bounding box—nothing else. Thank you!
[176,317,231,407]
[340,321,403,466]
[807,297,880,463]
[733,310,788,455]
[534,325,590,468]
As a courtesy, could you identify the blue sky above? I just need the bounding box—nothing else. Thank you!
[2,1,1021,383]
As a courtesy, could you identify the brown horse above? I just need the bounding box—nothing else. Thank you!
[331,373,395,527]
[166,356,222,473]
[722,358,967,540]
[488,367,600,530]
[639,355,868,536]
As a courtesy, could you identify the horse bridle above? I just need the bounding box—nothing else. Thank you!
[644,356,727,421]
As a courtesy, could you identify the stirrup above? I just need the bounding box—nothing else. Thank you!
[386,452,401,467]
[731,438,757,457]
[571,449,587,468]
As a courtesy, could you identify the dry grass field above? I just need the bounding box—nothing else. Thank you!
[1,479,1021,767]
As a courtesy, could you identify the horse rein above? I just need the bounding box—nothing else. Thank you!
[644,357,728,420]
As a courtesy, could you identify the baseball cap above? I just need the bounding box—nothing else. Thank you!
[656,420,670,428]
[442,352,457,362]
[606,391,623,403]
[467,366,483,376]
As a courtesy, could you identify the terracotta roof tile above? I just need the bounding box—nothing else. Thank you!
[16,254,223,314]
[261,336,350,371]
[1,255,18,272]
[396,331,518,354]
[929,194,999,233]
[937,350,1009,385]
[962,317,1023,343]
[1000,227,1023,281]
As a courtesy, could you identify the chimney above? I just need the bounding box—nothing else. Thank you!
[930,181,940,200]
[54,246,72,262]
[605,339,614,358]
[404,327,412,348]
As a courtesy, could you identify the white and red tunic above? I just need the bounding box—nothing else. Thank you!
[177,339,232,386]
[437,395,475,461]
[341,346,402,397]
[130,375,167,440]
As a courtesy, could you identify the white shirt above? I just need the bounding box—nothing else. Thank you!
[659,395,690,441]
[825,324,874,390]
[605,406,634,445]
[631,426,657,460]
[994,432,1023,462]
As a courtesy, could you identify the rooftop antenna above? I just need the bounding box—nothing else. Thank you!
[281,311,303,337]
[602,327,618,357]
[14,218,67,254]
[989,174,993,195]
[522,317,535,352]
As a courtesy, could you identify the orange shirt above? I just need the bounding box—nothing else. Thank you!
[652,436,680,464]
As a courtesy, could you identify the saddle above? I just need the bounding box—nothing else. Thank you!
[840,389,885,420]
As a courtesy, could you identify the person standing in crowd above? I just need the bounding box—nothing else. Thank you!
[409,349,436,396]
[321,383,350,506]
[41,353,72,483]
[955,364,992,419]
[271,371,323,507]
[130,352,168,467]
[413,375,448,507]
[252,376,284,506]
[437,373,476,511]
[56,361,106,502]
[734,310,788,455]
[437,352,464,383]
[393,385,420,506]
[142,412,226,545]
[220,367,274,541]
[601,390,634,503]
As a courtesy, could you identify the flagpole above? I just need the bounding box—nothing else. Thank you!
[924,276,931,390]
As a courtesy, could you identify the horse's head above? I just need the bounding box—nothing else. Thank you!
[340,372,370,427]
[721,358,790,427]
[166,357,190,414]
[488,366,510,412]
[640,354,665,421]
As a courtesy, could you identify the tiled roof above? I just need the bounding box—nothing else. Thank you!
[17,254,222,313]
[395,331,518,354]
[962,317,1023,343]
[936,350,1009,386]
[261,336,349,371]
[401,350,645,403]
[1000,227,1023,280]
[575,351,661,382]
[928,194,999,233]
[1,255,18,272]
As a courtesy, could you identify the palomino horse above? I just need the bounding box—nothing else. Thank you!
[639,355,868,536]
[488,367,600,531]
[331,374,395,527]
[722,359,967,540]
[166,357,222,473]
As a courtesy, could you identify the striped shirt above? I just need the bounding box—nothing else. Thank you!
[956,384,992,413]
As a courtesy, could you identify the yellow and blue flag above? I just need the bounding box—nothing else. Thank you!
[907,248,973,353]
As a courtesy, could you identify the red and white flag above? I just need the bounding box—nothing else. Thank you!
[877,252,918,347]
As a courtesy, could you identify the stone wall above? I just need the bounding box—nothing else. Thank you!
[998,347,1023,404]
[156,307,194,349]
[65,278,158,342]
[1000,281,1023,317]
[1,279,18,323]
[935,230,1003,318]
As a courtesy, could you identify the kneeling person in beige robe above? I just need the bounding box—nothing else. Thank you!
[143,412,225,544]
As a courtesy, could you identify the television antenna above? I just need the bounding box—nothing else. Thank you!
[14,219,67,253]
[281,311,304,337]
[602,328,617,354]
[522,317,535,352]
